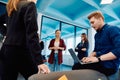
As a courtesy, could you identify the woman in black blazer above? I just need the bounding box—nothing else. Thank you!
[0,0,50,80]
[75,33,89,60]
[72,33,89,70]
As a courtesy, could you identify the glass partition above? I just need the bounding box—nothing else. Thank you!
[40,16,88,66]
[41,17,60,40]
[61,23,75,54]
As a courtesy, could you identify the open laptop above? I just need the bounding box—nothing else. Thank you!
[68,48,95,65]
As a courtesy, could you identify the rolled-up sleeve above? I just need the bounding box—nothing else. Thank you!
[109,27,120,58]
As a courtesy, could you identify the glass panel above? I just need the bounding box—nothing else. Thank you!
[0,3,6,43]
[41,17,60,58]
[41,17,60,41]
[0,3,6,16]
[61,23,75,55]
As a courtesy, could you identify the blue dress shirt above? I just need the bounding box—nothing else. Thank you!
[93,24,120,71]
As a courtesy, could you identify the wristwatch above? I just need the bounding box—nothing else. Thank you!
[97,57,101,62]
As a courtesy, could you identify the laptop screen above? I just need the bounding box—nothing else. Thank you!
[68,48,80,63]
[68,48,96,65]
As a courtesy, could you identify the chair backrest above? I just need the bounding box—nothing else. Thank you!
[28,69,108,80]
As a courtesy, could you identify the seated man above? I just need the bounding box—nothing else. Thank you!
[72,11,120,79]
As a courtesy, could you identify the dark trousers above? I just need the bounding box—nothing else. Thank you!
[72,62,116,76]
[0,45,38,80]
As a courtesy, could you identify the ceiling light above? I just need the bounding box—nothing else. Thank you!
[101,0,113,4]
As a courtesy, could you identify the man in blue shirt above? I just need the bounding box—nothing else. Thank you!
[72,11,120,77]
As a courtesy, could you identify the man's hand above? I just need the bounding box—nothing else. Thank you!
[38,64,50,74]
[81,57,99,63]
[89,52,96,57]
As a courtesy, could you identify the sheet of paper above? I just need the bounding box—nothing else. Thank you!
[58,75,68,80]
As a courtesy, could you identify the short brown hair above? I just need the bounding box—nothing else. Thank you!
[87,11,104,21]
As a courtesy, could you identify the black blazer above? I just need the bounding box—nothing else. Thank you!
[3,1,43,65]
[75,41,89,60]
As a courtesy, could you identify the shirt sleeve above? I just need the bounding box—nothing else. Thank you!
[61,39,66,50]
[24,2,43,65]
[75,43,81,52]
[84,41,89,50]
[108,26,120,58]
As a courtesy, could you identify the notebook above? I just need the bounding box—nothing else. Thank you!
[68,48,95,65]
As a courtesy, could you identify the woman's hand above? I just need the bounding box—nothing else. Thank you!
[81,48,86,51]
[38,64,50,74]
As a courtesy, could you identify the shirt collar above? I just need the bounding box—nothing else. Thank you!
[97,24,107,32]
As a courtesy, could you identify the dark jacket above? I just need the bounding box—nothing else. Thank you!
[48,39,66,64]
[3,1,43,65]
[75,41,89,60]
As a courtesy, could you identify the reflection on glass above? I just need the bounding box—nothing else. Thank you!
[61,23,75,55]
[41,17,60,40]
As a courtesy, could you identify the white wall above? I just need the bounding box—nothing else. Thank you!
[62,54,74,66]
[37,13,42,35]
[88,27,96,55]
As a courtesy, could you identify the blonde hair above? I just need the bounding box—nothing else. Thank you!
[87,11,104,21]
[6,0,20,16]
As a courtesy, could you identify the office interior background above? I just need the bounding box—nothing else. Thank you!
[0,0,120,67]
